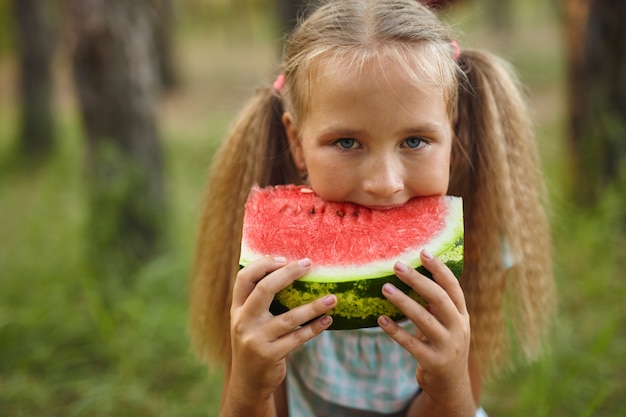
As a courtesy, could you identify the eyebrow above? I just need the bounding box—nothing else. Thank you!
[319,127,362,138]
[319,122,446,138]
[400,123,447,135]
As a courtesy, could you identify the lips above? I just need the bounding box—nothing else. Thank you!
[361,204,405,210]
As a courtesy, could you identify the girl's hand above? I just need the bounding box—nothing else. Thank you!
[229,256,337,400]
[378,249,473,406]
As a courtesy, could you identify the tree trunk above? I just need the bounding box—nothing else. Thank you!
[13,0,57,158]
[155,0,179,91]
[64,0,166,281]
[565,0,626,206]
[276,0,308,35]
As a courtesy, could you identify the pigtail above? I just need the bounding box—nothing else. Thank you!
[190,87,299,366]
[450,49,556,376]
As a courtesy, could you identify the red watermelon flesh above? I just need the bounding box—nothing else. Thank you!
[240,185,463,282]
[239,185,464,329]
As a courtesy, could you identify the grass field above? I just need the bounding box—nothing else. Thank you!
[1,1,624,416]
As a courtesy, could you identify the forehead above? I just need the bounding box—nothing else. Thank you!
[316,57,436,98]
[298,44,456,118]
[300,56,450,137]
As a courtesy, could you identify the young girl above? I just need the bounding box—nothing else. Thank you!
[190,1,555,416]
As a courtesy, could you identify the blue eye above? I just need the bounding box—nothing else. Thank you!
[335,138,358,149]
[404,137,425,149]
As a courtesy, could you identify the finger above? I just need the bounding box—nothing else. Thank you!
[413,325,429,343]
[267,293,337,339]
[243,258,312,312]
[272,314,334,357]
[378,315,430,357]
[381,280,446,343]
[392,259,464,328]
[420,249,468,316]
[231,256,288,307]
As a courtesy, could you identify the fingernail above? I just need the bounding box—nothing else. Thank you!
[322,294,336,306]
[379,315,390,326]
[394,261,409,273]
[383,283,397,295]
[299,258,312,267]
[422,249,434,260]
[275,256,287,263]
[320,315,332,326]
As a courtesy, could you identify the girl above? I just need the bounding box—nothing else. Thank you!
[190,1,555,416]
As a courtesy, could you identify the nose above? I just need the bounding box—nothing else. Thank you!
[362,156,404,198]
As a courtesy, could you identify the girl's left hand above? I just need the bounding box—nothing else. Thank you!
[378,249,472,404]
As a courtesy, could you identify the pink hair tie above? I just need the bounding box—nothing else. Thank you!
[273,73,286,92]
[451,40,461,61]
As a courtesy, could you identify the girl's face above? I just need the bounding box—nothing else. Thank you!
[284,57,453,209]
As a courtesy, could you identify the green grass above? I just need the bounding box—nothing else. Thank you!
[1,1,625,416]
[0,115,225,416]
[482,186,626,416]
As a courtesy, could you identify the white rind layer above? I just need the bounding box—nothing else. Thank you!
[240,197,463,283]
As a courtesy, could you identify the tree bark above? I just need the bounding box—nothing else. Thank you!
[13,0,57,158]
[564,0,626,205]
[154,0,179,91]
[64,0,166,280]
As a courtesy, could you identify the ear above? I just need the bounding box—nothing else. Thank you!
[282,112,307,172]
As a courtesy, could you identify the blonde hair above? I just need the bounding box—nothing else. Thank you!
[190,0,555,378]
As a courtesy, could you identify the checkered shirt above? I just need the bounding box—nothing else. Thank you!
[285,319,489,417]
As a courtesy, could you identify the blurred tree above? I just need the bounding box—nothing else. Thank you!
[0,0,12,55]
[63,0,167,282]
[565,0,626,206]
[276,0,308,35]
[155,0,179,91]
[13,0,57,158]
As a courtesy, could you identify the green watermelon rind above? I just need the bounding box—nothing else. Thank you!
[268,238,463,330]
[240,196,463,283]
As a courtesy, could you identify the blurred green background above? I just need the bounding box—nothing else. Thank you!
[1,0,624,416]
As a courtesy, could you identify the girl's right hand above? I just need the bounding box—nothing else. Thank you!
[228,256,337,400]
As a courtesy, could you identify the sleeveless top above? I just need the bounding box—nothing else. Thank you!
[285,320,488,417]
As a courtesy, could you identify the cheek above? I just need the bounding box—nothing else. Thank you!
[435,154,452,192]
[407,155,451,194]
[307,161,354,200]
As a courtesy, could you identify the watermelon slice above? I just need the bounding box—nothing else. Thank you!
[239,185,463,330]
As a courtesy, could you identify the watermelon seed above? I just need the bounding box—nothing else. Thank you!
[310,207,316,215]
[336,210,345,218]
